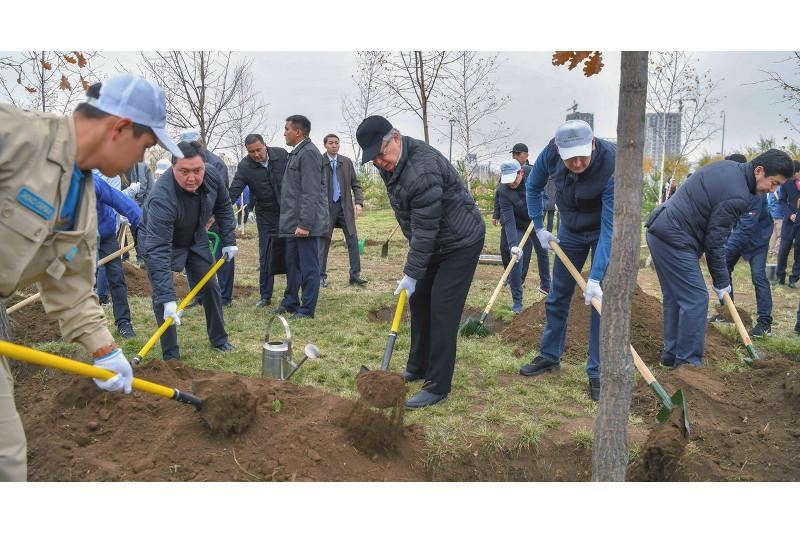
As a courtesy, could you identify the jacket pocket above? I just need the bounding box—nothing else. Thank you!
[0,197,48,296]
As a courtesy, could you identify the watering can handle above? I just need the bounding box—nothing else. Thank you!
[265,314,292,352]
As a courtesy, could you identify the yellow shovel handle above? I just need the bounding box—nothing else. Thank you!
[134,257,227,364]
[391,289,407,333]
[0,340,177,401]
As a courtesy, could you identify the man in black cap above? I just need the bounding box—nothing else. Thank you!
[510,141,551,294]
[357,115,485,409]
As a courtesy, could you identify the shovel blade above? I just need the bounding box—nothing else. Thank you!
[655,389,690,438]
[381,242,389,258]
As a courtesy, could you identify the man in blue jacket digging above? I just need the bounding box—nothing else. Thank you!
[519,120,615,402]
[93,170,142,339]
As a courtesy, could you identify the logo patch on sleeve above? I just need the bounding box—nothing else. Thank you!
[16,188,55,220]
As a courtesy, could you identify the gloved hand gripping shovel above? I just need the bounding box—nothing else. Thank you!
[721,292,760,364]
[131,256,228,366]
[460,222,535,337]
[356,289,408,408]
[549,239,690,436]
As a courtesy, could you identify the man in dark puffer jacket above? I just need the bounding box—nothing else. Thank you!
[357,116,485,409]
[646,149,792,368]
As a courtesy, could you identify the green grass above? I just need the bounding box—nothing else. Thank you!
[24,208,800,473]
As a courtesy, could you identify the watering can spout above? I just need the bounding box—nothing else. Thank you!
[284,344,321,380]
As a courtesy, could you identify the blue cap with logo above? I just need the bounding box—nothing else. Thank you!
[555,119,593,161]
[500,159,521,184]
[85,73,183,158]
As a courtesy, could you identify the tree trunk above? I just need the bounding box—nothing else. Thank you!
[592,51,648,482]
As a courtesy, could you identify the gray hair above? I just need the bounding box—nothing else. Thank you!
[382,128,400,142]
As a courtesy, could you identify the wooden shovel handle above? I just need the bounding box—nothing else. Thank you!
[721,292,752,348]
[549,239,657,385]
[481,222,535,316]
[385,223,401,242]
[7,242,136,315]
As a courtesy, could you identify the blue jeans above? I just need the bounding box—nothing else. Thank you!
[281,237,321,317]
[96,264,109,298]
[97,235,131,327]
[539,225,601,379]
[726,244,772,326]
[646,231,707,368]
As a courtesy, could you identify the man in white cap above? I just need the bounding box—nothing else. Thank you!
[0,73,182,480]
[519,120,616,402]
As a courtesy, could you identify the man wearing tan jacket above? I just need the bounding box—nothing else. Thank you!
[0,74,182,481]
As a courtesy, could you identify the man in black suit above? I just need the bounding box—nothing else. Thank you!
[229,134,289,307]
[318,133,368,287]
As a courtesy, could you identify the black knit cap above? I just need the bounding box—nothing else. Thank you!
[357,115,393,164]
[511,142,528,153]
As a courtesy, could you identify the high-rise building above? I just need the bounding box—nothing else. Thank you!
[566,111,594,131]
[644,112,682,169]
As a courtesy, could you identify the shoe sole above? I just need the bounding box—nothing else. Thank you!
[519,365,560,377]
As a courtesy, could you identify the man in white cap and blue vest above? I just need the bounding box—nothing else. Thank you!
[0,73,182,481]
[519,120,616,402]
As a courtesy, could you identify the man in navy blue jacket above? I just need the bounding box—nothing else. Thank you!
[520,120,615,402]
[775,160,800,287]
[93,170,142,339]
[646,150,792,368]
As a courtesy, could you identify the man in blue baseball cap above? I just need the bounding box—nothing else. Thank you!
[0,73,180,481]
[519,120,616,402]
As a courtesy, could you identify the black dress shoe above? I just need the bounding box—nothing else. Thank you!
[118,322,136,339]
[789,281,798,289]
[403,370,424,383]
[405,389,448,409]
[255,298,272,308]
[320,277,329,288]
[349,276,369,286]
[519,356,561,377]
[273,305,290,314]
[213,341,236,352]
[588,378,600,402]
[290,312,312,320]
[222,301,233,308]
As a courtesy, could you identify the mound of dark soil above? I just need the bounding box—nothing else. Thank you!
[15,360,425,481]
[7,295,62,345]
[501,286,739,367]
[123,263,189,299]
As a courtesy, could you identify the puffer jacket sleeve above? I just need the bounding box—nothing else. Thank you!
[403,171,444,280]
[705,197,751,289]
[142,194,178,305]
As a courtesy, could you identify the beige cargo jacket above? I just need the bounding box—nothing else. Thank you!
[0,103,113,353]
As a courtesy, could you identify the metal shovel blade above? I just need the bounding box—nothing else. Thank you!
[654,388,691,437]
[380,241,389,258]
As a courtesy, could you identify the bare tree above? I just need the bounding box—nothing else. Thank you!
[437,52,513,189]
[216,67,269,161]
[647,51,721,201]
[380,51,456,143]
[760,52,800,136]
[340,51,396,163]
[0,51,98,113]
[138,51,251,151]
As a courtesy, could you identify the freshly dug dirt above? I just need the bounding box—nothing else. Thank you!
[16,360,425,481]
[501,286,739,367]
[123,263,189,299]
[356,370,406,409]
[715,303,754,329]
[628,408,689,481]
[192,376,258,435]
[7,296,62,345]
[369,305,507,336]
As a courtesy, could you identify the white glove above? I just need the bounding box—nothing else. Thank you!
[584,279,603,306]
[536,228,558,250]
[713,284,732,302]
[93,348,133,394]
[222,245,239,260]
[394,275,417,299]
[247,212,256,223]
[164,301,183,326]
[510,246,523,263]
[119,216,130,226]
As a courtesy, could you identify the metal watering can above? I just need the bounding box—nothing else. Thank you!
[262,315,320,380]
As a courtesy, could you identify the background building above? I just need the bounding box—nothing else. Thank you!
[645,112,682,169]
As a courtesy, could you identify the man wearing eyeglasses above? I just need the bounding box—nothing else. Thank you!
[357,115,485,409]
[138,141,238,360]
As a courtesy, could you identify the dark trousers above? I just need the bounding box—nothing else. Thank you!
[725,244,772,326]
[213,240,235,304]
[281,237,321,317]
[539,225,601,378]
[257,223,276,301]
[500,224,550,292]
[97,235,132,327]
[150,249,228,360]
[319,201,361,280]
[499,224,533,304]
[545,210,556,232]
[776,220,800,283]
[646,231,707,368]
[407,238,483,395]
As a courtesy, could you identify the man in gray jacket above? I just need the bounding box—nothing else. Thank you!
[318,133,368,288]
[276,115,328,319]
[645,149,792,368]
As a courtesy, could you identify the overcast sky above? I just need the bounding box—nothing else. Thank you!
[3,50,796,167]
